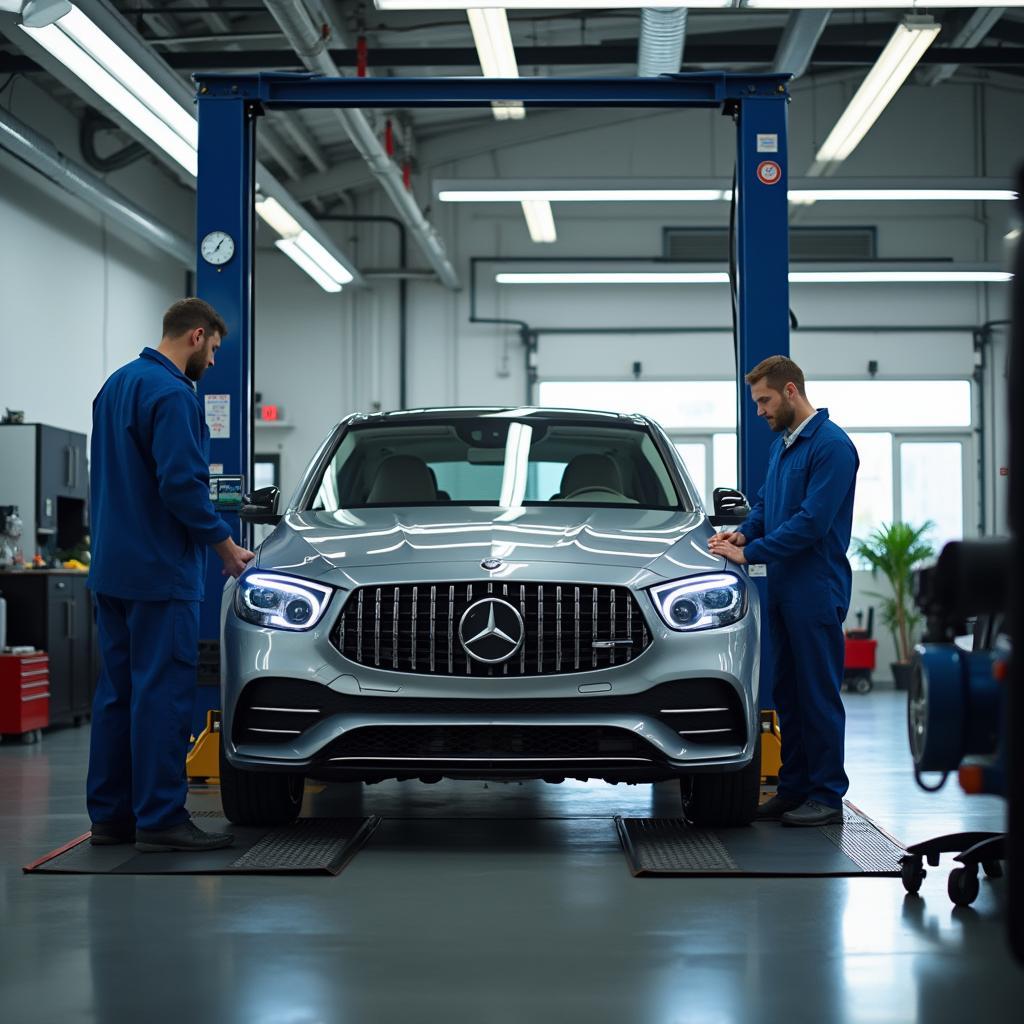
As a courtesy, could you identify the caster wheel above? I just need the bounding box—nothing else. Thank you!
[982,860,1003,880]
[20,731,37,745]
[947,866,980,907]
[900,857,926,894]
[855,676,872,695]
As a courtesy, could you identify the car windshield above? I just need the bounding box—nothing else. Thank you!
[309,415,688,512]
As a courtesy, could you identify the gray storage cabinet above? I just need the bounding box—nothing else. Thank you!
[0,571,97,726]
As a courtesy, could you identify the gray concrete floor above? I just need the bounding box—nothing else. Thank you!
[0,688,1021,1023]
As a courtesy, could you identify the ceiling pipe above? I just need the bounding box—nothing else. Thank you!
[772,9,831,80]
[0,103,192,264]
[262,0,459,289]
[637,9,687,77]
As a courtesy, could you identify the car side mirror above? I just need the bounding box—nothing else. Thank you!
[709,486,750,527]
[240,485,281,525]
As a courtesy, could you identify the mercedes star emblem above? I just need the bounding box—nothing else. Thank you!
[458,598,525,664]
[481,558,503,571]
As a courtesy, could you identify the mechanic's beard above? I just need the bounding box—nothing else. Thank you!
[185,345,210,382]
[773,397,797,432]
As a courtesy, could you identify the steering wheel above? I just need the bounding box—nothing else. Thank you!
[563,486,624,500]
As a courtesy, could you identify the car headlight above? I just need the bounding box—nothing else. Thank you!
[649,573,747,632]
[234,572,334,631]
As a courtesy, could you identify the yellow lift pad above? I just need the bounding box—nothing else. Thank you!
[186,709,221,782]
[760,709,782,784]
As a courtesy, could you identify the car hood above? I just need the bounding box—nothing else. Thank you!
[258,506,727,583]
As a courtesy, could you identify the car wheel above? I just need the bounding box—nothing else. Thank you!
[219,738,304,826]
[681,732,761,827]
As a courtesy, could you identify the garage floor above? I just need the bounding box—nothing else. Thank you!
[1,689,1021,1023]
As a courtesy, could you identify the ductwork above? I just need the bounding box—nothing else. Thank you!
[263,0,459,290]
[637,9,687,77]
[0,104,191,265]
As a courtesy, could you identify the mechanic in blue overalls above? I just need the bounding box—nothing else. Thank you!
[87,299,254,852]
[709,356,859,827]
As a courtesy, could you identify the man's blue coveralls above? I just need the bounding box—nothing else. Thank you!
[87,348,230,831]
[738,409,859,810]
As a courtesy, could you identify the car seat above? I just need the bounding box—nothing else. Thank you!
[366,455,439,504]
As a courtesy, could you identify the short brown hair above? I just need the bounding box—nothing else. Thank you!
[162,298,228,341]
[745,355,806,397]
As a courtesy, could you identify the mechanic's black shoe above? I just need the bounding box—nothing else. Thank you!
[781,800,844,828]
[754,794,804,821]
[134,819,234,853]
[90,821,136,845]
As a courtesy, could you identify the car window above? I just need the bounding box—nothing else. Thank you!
[308,418,687,511]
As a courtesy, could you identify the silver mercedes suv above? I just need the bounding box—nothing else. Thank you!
[219,408,761,826]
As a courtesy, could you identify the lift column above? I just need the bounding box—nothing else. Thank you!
[735,89,791,709]
[194,89,257,726]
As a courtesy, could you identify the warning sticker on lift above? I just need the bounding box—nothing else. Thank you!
[205,393,231,439]
[756,160,782,186]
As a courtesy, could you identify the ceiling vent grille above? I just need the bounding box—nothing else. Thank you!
[663,226,877,262]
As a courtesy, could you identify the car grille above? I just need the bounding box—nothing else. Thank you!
[323,726,653,762]
[232,677,745,749]
[330,581,651,677]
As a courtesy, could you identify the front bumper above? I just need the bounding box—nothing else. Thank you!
[220,573,761,782]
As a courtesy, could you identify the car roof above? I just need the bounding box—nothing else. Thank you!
[351,406,650,425]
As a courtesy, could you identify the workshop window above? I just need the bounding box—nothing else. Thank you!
[539,379,975,546]
[899,440,965,553]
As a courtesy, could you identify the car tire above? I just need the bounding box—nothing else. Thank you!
[219,739,304,826]
[681,732,761,827]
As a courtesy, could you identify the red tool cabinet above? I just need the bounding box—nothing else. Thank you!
[0,652,50,736]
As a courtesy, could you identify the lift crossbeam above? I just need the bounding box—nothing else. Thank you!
[193,71,791,109]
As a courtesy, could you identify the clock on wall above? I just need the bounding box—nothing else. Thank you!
[200,230,235,266]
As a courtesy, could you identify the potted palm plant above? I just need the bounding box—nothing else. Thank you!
[852,521,935,690]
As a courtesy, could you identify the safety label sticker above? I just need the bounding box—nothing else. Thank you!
[756,161,782,186]
[205,394,231,439]
[748,564,767,578]
[756,134,779,153]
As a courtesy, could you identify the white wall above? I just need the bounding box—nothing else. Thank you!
[0,77,189,439]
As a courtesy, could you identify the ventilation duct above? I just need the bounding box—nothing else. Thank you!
[0,105,191,265]
[637,9,687,77]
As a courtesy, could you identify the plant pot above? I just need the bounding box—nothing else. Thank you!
[891,662,915,691]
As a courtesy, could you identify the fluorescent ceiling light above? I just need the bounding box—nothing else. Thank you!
[790,270,1012,283]
[438,181,1017,204]
[440,188,727,202]
[20,5,198,175]
[255,196,303,239]
[497,273,731,285]
[813,16,940,171]
[789,188,1016,202]
[377,1,731,9]
[293,231,354,285]
[495,270,1012,285]
[748,2,1017,8]
[275,238,343,293]
[467,8,525,121]
[521,200,556,243]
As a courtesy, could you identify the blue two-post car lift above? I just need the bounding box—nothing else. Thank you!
[191,71,791,722]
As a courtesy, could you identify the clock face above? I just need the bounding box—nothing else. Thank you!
[201,230,235,266]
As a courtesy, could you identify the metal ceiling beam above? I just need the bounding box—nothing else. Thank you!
[920,7,1007,86]
[772,10,830,80]
[4,44,1024,73]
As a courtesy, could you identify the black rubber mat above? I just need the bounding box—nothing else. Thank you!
[617,801,905,877]
[24,816,381,876]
